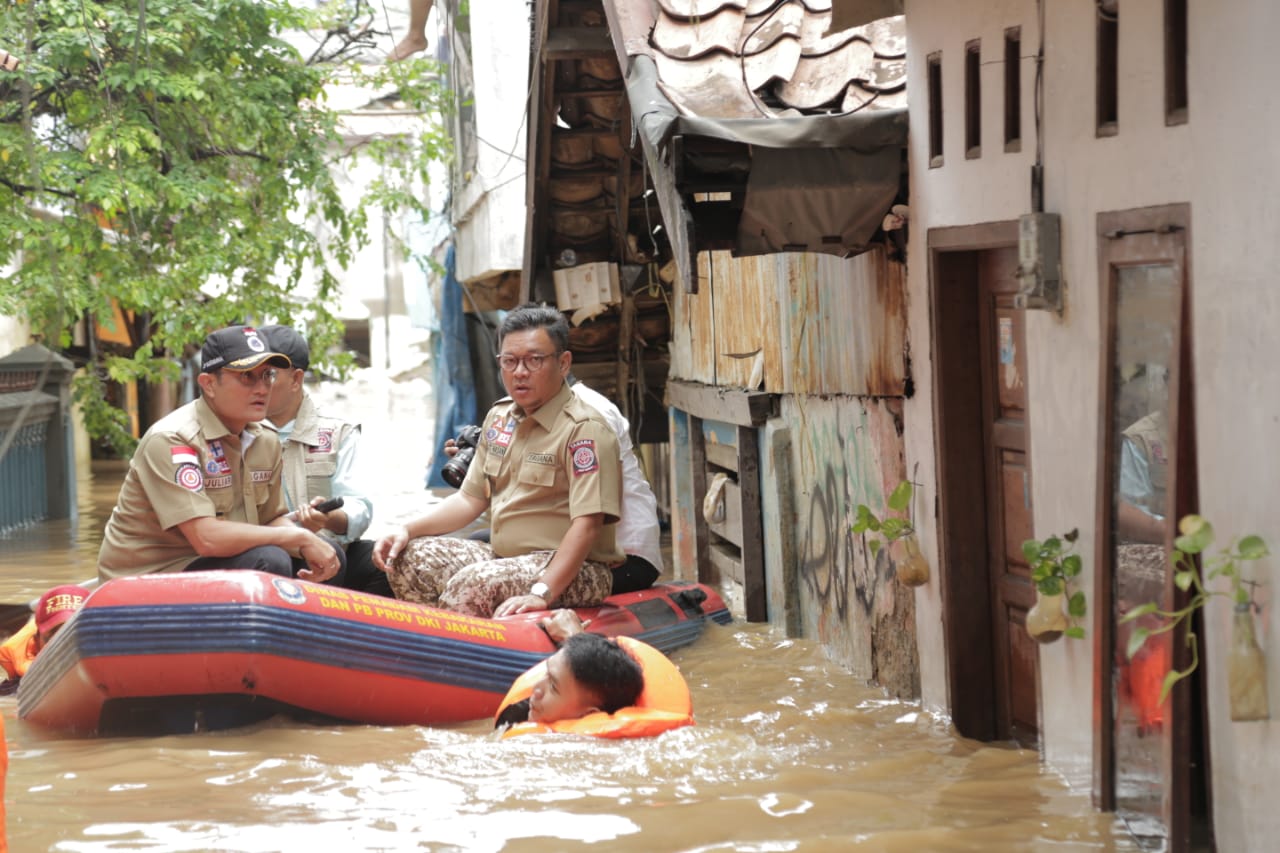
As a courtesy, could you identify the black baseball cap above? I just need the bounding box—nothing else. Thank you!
[259,325,310,372]
[199,326,291,373]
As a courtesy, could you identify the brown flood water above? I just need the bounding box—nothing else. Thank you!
[0,376,1137,851]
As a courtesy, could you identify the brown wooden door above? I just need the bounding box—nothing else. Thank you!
[976,248,1039,743]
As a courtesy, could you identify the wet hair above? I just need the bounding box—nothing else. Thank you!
[562,633,644,713]
[498,303,570,354]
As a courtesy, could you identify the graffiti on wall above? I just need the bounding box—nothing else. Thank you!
[793,397,905,668]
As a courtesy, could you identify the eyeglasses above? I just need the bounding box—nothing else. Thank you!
[223,368,279,388]
[496,352,557,373]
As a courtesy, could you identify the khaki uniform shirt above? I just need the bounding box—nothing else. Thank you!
[266,394,371,545]
[97,397,288,580]
[460,381,624,564]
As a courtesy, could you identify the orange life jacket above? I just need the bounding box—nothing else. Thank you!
[495,636,694,739]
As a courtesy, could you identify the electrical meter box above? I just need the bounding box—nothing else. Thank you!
[1015,212,1062,311]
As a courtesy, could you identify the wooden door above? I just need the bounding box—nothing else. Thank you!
[977,248,1039,743]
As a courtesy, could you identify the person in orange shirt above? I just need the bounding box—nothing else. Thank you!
[0,584,91,694]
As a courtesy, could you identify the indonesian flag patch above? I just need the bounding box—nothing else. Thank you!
[570,438,598,476]
[171,445,199,467]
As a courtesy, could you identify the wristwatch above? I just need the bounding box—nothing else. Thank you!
[530,581,551,601]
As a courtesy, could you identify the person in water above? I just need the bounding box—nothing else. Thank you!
[0,584,91,694]
[495,610,644,728]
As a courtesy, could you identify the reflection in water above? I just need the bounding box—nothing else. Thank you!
[2,375,1136,851]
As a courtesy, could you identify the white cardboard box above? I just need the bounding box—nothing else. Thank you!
[553,262,621,310]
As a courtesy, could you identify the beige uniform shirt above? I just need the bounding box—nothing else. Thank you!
[460,381,624,564]
[97,397,287,580]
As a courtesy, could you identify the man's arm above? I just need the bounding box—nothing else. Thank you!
[371,490,488,569]
[176,516,341,581]
[493,512,605,617]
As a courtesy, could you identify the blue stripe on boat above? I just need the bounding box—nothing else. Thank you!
[19,601,731,718]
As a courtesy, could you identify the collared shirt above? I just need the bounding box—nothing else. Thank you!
[266,394,372,544]
[97,397,288,580]
[460,381,624,563]
[570,381,664,571]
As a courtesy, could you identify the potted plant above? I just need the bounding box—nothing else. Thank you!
[1120,514,1269,720]
[1023,529,1087,642]
[852,480,929,586]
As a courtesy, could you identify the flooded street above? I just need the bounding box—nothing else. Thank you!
[0,375,1136,851]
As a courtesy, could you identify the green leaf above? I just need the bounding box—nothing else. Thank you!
[1119,602,1159,622]
[1068,591,1087,618]
[1126,626,1151,660]
[1238,535,1269,561]
[1037,576,1063,596]
[881,518,908,540]
[887,480,913,512]
[1174,515,1214,554]
[1174,569,1197,592]
[1061,554,1083,578]
[868,540,882,558]
[1042,537,1062,556]
[852,505,874,534]
[1159,668,1190,704]
[1065,626,1085,640]
[1022,539,1041,562]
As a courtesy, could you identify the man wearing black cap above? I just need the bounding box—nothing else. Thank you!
[97,325,346,584]
[261,325,389,596]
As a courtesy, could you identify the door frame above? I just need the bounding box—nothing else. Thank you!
[1091,203,1204,848]
[928,220,1021,741]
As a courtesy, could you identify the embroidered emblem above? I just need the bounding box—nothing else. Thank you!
[570,439,598,476]
[251,470,273,483]
[313,428,334,454]
[205,458,222,475]
[205,475,233,489]
[171,445,198,467]
[245,328,266,353]
[208,440,231,473]
[272,577,306,604]
[175,464,203,491]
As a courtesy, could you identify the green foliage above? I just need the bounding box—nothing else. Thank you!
[0,0,451,453]
[1023,528,1088,639]
[852,479,915,560]
[1120,514,1269,703]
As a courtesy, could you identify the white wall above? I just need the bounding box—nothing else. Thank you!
[451,0,528,285]
[906,0,1280,842]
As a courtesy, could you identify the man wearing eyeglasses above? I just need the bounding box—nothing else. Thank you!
[97,325,346,584]
[372,303,624,619]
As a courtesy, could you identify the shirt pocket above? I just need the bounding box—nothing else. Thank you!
[517,464,557,490]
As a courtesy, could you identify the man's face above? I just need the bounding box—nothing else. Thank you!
[528,648,601,723]
[266,367,306,424]
[498,328,569,414]
[199,366,280,430]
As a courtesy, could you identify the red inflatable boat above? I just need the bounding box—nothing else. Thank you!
[17,570,730,737]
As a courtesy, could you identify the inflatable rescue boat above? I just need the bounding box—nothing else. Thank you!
[17,570,730,737]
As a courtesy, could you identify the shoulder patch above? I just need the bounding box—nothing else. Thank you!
[570,439,598,476]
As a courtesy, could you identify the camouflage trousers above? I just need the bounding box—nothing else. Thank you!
[386,536,614,618]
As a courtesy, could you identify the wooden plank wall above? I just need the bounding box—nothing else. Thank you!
[670,245,907,397]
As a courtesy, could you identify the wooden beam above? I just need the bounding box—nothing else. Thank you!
[546,26,614,60]
[737,424,767,622]
[666,379,778,427]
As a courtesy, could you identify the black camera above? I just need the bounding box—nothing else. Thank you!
[441,425,483,488]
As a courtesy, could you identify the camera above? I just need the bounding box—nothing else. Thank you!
[441,425,483,488]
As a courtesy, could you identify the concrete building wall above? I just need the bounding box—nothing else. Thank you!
[452,0,528,285]
[905,0,1280,843]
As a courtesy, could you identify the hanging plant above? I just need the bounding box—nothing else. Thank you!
[1121,514,1269,712]
[1023,529,1087,641]
[852,480,929,586]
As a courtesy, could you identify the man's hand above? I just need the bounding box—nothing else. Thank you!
[372,525,410,571]
[494,594,550,618]
[538,609,587,644]
[296,535,341,582]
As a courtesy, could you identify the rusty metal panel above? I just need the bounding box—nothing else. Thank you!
[712,251,778,389]
[779,245,906,396]
[669,256,717,384]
